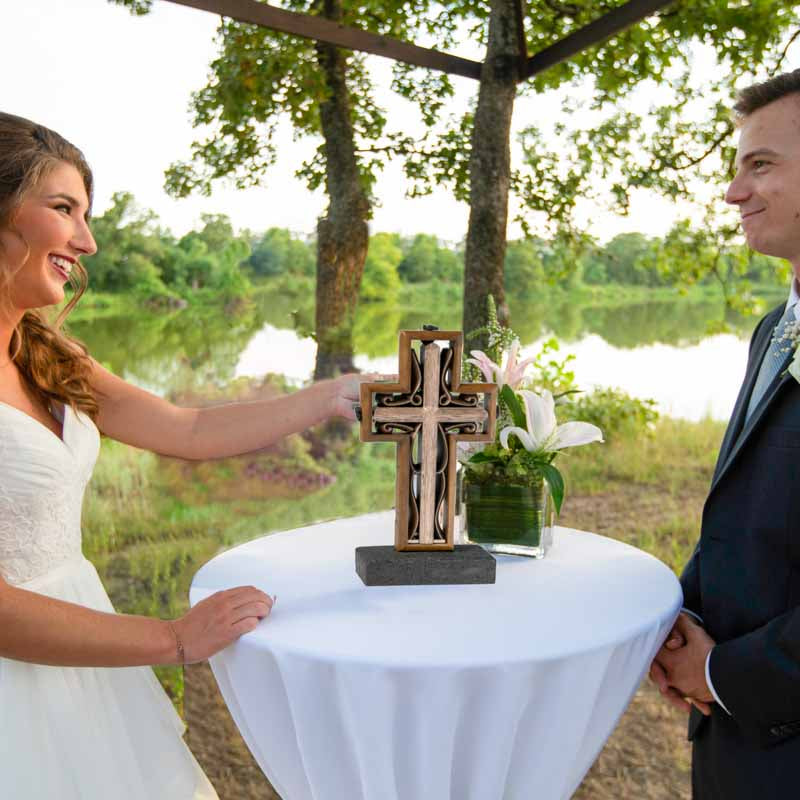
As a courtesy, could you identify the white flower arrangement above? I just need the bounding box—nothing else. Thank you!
[461,295,603,514]
[499,389,603,455]
[777,319,800,383]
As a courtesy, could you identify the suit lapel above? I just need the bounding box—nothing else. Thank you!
[709,305,792,495]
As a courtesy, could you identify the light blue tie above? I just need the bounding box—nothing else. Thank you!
[745,303,797,421]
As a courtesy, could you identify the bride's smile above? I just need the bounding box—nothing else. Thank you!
[0,161,95,316]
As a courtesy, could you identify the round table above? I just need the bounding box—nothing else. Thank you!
[189,511,682,800]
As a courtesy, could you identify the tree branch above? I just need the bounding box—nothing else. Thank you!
[770,27,800,74]
[662,124,733,172]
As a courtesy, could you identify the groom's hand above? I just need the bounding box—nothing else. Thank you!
[651,613,715,715]
[649,613,713,715]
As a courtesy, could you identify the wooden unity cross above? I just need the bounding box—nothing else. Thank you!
[359,329,497,551]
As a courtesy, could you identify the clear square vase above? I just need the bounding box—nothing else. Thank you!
[459,473,555,558]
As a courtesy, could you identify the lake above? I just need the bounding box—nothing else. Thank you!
[71,290,784,423]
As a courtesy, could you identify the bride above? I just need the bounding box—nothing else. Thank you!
[0,112,371,798]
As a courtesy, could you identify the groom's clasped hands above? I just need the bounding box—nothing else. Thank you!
[649,613,716,716]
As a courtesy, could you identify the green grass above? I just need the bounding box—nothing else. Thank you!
[556,416,724,574]
[560,416,724,493]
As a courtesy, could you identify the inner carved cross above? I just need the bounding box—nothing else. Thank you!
[360,331,497,550]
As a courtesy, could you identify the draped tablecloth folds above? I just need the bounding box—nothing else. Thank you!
[190,511,682,800]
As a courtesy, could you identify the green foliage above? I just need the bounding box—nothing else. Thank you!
[394,2,800,310]
[639,217,773,318]
[85,192,172,298]
[113,0,800,322]
[597,233,663,287]
[500,385,526,428]
[360,232,402,302]
[175,214,252,299]
[83,188,783,320]
[85,196,253,305]
[247,228,315,279]
[560,415,724,499]
[108,2,447,203]
[397,234,462,284]
[464,440,565,513]
[565,387,659,442]
[524,338,577,398]
[511,5,800,229]
[504,239,546,295]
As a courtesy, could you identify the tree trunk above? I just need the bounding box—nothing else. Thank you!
[313,0,370,380]
[462,0,522,349]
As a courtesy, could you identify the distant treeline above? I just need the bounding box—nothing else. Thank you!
[84,192,787,307]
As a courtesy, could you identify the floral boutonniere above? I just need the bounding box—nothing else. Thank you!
[777,318,800,382]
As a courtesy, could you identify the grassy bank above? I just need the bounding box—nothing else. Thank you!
[558,415,723,573]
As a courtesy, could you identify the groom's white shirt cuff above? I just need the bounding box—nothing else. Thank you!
[680,608,731,715]
[705,650,731,715]
[681,608,703,625]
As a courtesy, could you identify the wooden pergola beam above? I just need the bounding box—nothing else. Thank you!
[524,0,675,79]
[165,0,483,80]
[163,0,677,84]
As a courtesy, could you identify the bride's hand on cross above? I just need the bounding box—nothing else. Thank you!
[329,372,397,421]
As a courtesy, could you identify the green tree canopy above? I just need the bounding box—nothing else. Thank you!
[397,234,462,284]
[360,232,402,302]
[247,228,315,278]
[84,191,170,297]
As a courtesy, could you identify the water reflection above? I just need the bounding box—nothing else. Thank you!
[69,291,766,421]
[508,297,759,349]
[69,302,270,395]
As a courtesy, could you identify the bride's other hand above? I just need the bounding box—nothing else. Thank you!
[329,372,397,421]
[171,586,273,664]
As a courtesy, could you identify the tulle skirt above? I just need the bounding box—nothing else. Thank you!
[0,556,218,799]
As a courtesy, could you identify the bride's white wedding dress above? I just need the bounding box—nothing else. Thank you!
[0,400,218,799]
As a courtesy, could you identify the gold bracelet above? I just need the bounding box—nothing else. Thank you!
[168,621,185,665]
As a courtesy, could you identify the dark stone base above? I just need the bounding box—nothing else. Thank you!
[355,545,496,586]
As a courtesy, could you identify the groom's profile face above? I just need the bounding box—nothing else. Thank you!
[725,92,800,270]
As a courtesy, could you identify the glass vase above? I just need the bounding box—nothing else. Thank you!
[462,474,555,558]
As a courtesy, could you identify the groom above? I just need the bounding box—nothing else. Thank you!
[649,69,800,798]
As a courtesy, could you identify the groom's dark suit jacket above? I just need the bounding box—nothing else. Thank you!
[681,302,800,799]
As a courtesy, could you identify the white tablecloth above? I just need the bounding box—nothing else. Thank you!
[190,511,682,800]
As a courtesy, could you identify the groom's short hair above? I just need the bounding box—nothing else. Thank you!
[733,69,800,121]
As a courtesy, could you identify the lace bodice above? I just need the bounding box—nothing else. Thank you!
[0,402,99,585]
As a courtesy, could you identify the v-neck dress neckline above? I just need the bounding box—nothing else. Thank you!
[0,399,68,448]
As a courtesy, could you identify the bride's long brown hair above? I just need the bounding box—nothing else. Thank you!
[0,113,99,420]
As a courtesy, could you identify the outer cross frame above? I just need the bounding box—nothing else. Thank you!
[360,330,497,551]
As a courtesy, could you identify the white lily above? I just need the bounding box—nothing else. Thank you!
[499,389,603,453]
